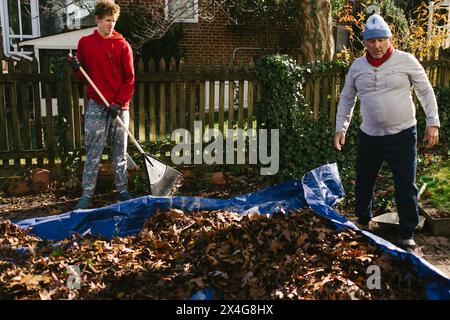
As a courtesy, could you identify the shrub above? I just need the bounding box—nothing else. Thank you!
[255,55,359,183]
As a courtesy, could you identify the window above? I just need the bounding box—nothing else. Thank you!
[0,0,96,59]
[5,0,39,39]
[166,0,198,23]
[39,0,96,37]
[0,0,39,59]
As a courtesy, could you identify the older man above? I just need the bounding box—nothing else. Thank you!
[334,14,440,254]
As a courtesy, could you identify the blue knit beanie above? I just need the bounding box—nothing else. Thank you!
[364,14,392,40]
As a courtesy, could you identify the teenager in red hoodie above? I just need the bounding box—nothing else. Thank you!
[69,0,134,209]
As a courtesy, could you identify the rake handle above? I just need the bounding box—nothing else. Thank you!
[70,54,145,155]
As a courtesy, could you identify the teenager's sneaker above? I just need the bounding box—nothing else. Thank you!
[118,190,133,202]
[354,219,377,231]
[400,238,417,247]
[74,195,91,210]
[354,221,371,231]
[398,238,424,257]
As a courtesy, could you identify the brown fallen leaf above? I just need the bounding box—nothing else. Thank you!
[9,274,52,291]
[296,233,309,246]
[269,239,284,253]
[0,208,426,300]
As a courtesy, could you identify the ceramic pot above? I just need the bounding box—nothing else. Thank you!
[7,179,32,196]
[30,168,51,192]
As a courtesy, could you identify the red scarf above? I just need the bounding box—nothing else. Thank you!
[366,46,394,67]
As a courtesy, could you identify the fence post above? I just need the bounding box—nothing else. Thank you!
[0,63,8,169]
[137,57,146,142]
[199,68,206,132]
[20,60,32,167]
[159,58,166,139]
[189,78,196,142]
[247,59,254,130]
[330,71,338,125]
[322,75,330,115]
[304,75,311,116]
[170,57,177,132]
[256,77,262,131]
[218,65,225,133]
[179,58,186,130]
[313,75,321,120]
[238,62,245,129]
[227,62,235,130]
[71,70,82,150]
[148,57,156,143]
[62,62,75,150]
[208,66,215,130]
[9,60,20,169]
[41,55,55,168]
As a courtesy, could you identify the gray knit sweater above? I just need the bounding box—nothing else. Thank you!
[335,50,440,136]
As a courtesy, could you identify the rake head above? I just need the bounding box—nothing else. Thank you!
[143,153,183,196]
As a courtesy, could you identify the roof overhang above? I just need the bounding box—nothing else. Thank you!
[19,27,96,50]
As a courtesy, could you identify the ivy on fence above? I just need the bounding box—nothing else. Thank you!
[254,54,360,182]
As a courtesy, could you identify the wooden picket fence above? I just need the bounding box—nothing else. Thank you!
[0,51,449,174]
[0,56,262,172]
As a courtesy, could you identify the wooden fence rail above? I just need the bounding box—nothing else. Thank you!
[0,53,449,173]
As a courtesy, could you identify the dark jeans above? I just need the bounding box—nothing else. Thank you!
[355,126,418,239]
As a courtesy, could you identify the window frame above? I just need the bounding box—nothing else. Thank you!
[4,0,40,40]
[38,0,97,36]
[64,0,96,30]
[165,0,199,23]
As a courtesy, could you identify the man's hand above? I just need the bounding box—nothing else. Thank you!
[423,126,439,148]
[108,104,121,118]
[67,55,81,70]
[334,131,346,151]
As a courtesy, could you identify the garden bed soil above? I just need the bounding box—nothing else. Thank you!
[421,207,450,219]
[419,206,450,237]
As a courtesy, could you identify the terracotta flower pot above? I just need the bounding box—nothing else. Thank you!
[97,163,116,189]
[98,163,114,176]
[180,169,193,178]
[210,172,227,186]
[7,179,32,196]
[97,163,139,191]
[30,168,51,192]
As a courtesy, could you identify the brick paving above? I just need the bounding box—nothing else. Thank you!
[355,220,450,278]
[416,235,450,277]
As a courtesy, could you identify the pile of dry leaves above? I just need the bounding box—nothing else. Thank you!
[0,209,425,300]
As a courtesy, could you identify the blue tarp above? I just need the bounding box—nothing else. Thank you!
[16,163,450,300]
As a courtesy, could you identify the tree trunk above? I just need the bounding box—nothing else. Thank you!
[298,0,334,63]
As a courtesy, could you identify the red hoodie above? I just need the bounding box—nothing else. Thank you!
[75,30,134,109]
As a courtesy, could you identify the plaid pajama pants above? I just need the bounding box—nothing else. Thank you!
[81,99,130,197]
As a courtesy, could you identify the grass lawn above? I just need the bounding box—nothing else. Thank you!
[421,158,450,213]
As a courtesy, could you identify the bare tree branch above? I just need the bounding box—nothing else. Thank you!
[127,0,245,50]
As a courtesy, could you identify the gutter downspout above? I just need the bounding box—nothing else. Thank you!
[0,0,14,60]
[0,0,33,61]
